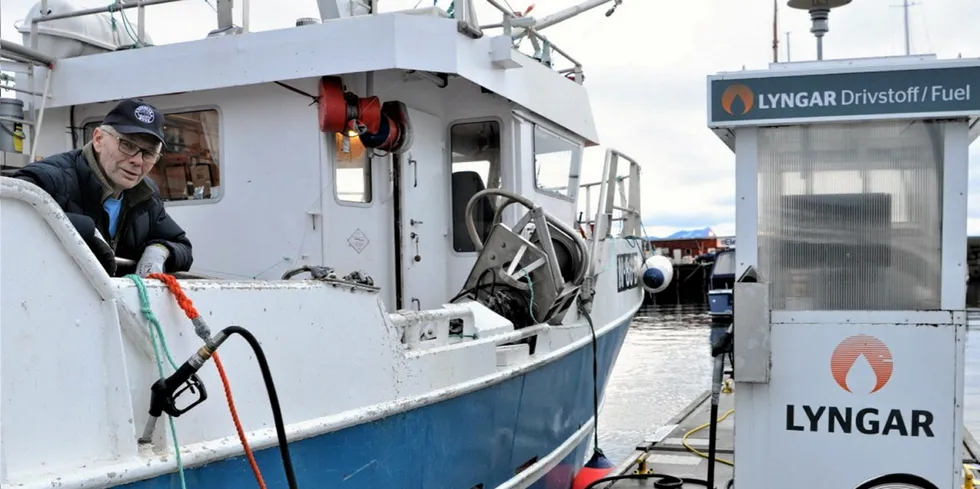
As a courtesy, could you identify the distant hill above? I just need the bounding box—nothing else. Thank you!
[649,227,717,240]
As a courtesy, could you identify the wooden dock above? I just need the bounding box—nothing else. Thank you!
[598,387,980,488]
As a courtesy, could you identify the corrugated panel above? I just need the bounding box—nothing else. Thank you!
[757,121,944,311]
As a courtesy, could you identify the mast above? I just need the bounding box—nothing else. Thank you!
[772,0,779,63]
[786,31,792,62]
[902,0,911,55]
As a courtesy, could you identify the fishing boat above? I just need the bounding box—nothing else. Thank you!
[0,1,675,488]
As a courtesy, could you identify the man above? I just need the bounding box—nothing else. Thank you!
[13,98,193,277]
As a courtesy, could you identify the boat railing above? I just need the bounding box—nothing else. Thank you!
[578,148,643,242]
[21,0,230,51]
[473,0,588,84]
[2,0,206,164]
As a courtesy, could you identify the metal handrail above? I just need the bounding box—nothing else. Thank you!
[479,0,585,83]
[25,0,215,51]
[28,0,182,24]
[579,148,642,241]
[0,40,55,67]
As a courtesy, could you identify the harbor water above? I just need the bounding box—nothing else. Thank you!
[596,305,980,464]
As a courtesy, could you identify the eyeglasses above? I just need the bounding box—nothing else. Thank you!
[104,131,162,165]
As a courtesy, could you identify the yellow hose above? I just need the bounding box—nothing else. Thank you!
[682,409,735,467]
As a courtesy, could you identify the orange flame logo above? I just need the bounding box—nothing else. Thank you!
[830,334,894,394]
[720,84,754,116]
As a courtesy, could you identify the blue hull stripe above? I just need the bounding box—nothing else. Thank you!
[121,317,632,489]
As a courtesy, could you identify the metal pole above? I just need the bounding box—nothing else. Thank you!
[903,0,911,55]
[138,0,146,45]
[531,0,616,31]
[772,0,778,63]
[786,31,791,62]
[0,40,55,66]
[31,0,184,24]
[30,0,47,49]
[816,36,823,60]
[29,67,53,162]
[242,0,250,31]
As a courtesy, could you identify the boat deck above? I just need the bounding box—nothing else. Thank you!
[599,388,980,488]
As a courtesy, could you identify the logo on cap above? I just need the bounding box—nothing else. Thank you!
[134,105,156,124]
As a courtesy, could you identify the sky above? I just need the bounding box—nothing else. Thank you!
[3,0,980,239]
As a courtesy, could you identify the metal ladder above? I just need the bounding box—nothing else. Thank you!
[578,148,644,242]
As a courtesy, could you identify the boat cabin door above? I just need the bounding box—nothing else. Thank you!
[397,108,451,311]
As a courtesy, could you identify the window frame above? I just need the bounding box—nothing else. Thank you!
[330,131,375,208]
[79,104,225,206]
[530,121,582,203]
[446,116,506,256]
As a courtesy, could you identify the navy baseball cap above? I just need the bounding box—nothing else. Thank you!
[101,99,166,147]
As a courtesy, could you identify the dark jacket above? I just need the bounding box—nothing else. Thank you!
[13,143,193,273]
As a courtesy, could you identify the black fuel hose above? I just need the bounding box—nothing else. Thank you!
[583,327,736,489]
[582,473,738,489]
[221,326,298,489]
[581,473,712,489]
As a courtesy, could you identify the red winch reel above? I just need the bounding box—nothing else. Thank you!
[317,76,413,155]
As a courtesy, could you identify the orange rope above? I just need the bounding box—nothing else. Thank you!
[148,273,268,489]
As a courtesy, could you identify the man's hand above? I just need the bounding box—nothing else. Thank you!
[67,213,116,276]
[136,244,170,277]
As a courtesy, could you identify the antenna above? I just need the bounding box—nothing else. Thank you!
[903,0,911,55]
[772,0,779,63]
[896,0,922,55]
[786,31,792,62]
[787,0,852,60]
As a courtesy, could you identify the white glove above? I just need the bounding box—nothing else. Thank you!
[136,244,170,277]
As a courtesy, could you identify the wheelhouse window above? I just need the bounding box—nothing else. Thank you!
[335,132,372,204]
[450,120,501,252]
[533,125,579,199]
[83,109,221,201]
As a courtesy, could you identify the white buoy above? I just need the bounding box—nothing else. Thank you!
[641,254,673,294]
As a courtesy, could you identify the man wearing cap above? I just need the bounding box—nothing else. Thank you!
[13,99,193,277]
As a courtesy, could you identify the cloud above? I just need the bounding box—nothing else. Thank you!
[556,0,980,236]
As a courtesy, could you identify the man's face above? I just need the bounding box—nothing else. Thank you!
[92,127,162,191]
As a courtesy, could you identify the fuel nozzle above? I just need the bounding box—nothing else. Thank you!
[138,331,230,444]
[711,323,734,358]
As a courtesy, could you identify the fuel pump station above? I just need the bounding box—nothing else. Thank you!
[706,47,980,489]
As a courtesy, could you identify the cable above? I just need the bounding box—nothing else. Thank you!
[683,409,734,466]
[582,473,710,489]
[148,273,269,489]
[220,325,299,489]
[581,321,736,489]
[578,297,601,453]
